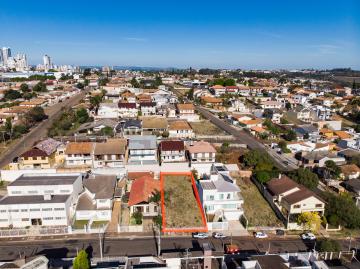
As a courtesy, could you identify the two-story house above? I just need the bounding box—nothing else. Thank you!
[186,141,216,164]
[75,174,117,224]
[93,139,127,168]
[118,102,138,118]
[198,163,243,230]
[159,140,186,163]
[18,148,51,169]
[168,120,194,139]
[127,135,158,165]
[176,103,199,122]
[65,142,94,167]
[140,102,157,116]
[266,175,325,229]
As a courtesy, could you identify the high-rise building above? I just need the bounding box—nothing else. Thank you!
[1,47,11,66]
[43,54,52,70]
[2,47,11,62]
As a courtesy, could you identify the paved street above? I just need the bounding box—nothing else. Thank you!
[0,235,358,261]
[196,106,298,171]
[0,90,88,168]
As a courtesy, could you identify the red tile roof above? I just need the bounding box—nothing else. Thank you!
[20,148,48,158]
[128,175,160,206]
[118,102,136,109]
[160,140,185,151]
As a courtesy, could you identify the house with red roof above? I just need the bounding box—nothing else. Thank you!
[18,148,51,169]
[159,140,186,163]
[128,175,160,218]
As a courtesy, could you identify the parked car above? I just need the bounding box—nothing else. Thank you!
[213,232,227,239]
[254,231,268,238]
[276,229,285,236]
[301,232,316,240]
[192,232,208,239]
[225,244,240,254]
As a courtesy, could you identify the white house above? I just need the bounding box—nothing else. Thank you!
[198,163,243,230]
[96,103,119,119]
[75,174,117,223]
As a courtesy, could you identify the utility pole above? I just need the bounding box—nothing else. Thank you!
[157,226,161,257]
[348,232,352,252]
[99,228,103,261]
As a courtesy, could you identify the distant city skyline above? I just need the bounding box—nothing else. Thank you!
[1,0,359,69]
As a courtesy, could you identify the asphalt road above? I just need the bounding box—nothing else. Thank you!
[0,235,358,261]
[195,106,298,171]
[0,90,88,168]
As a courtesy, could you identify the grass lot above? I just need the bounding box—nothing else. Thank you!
[163,174,204,229]
[72,219,89,229]
[215,147,247,166]
[236,177,283,227]
[190,120,226,136]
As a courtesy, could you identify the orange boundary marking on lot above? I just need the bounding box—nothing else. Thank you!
[160,171,208,233]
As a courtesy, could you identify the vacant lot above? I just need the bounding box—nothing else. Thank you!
[216,147,247,166]
[190,120,226,135]
[236,177,282,227]
[163,174,204,229]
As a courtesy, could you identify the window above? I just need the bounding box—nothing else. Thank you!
[227,194,231,199]
[41,157,46,160]
[21,218,29,221]
[0,219,7,222]
[11,191,21,195]
[21,209,27,212]
[54,208,64,211]
[28,191,38,194]
[60,190,69,193]
[146,206,150,213]
[219,194,224,200]
[55,217,65,220]
[206,205,214,211]
[315,204,323,208]
[9,209,19,212]
[42,208,52,211]
[206,195,214,201]
[43,217,53,220]
[30,208,40,212]
[0,210,6,213]
[45,190,54,194]
[293,205,301,209]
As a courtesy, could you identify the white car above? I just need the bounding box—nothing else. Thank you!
[192,233,209,239]
[213,232,227,239]
[254,232,268,239]
[301,232,316,240]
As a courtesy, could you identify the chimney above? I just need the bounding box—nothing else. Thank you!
[43,194,52,201]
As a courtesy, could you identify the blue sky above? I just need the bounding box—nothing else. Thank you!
[1,0,359,69]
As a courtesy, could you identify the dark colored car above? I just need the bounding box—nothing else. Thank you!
[276,229,285,236]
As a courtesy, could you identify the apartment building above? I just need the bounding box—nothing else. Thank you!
[127,135,158,165]
[0,173,83,228]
